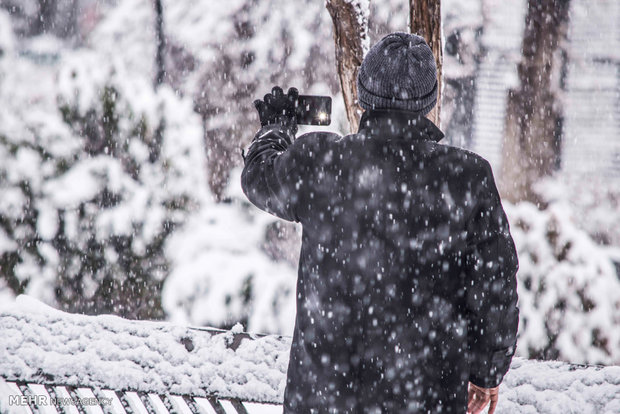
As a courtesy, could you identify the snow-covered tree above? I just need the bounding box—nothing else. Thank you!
[507,202,620,364]
[0,34,208,318]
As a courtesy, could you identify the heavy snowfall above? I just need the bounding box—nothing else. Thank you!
[0,0,619,412]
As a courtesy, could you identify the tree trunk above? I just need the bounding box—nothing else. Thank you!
[499,0,570,204]
[154,0,166,88]
[36,0,58,35]
[326,0,370,133]
[409,0,442,127]
[193,1,258,202]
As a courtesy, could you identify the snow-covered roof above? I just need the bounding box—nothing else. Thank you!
[0,296,289,406]
[1,295,620,413]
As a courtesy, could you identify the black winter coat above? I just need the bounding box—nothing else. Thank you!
[241,109,519,413]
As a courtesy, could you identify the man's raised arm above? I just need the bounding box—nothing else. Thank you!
[241,86,303,222]
[242,124,301,222]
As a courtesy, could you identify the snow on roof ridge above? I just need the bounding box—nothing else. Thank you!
[1,296,619,411]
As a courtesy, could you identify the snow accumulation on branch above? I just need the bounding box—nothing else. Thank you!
[346,0,371,54]
[1,295,620,413]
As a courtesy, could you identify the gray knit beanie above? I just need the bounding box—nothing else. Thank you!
[357,32,437,115]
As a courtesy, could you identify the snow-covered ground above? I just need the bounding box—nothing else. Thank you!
[1,296,619,413]
[1,0,619,387]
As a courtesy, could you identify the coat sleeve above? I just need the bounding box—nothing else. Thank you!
[464,159,519,388]
[241,125,305,222]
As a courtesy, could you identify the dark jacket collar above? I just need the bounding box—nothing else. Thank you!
[358,109,444,142]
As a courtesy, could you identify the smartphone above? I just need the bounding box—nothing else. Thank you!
[296,95,332,126]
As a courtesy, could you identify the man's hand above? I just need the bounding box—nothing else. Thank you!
[254,86,299,136]
[467,382,499,414]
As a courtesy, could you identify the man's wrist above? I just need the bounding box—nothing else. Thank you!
[251,124,293,147]
[469,382,500,392]
[469,373,502,389]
